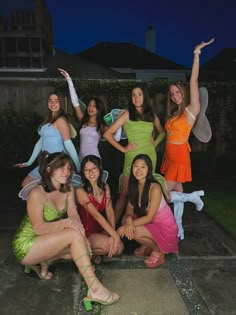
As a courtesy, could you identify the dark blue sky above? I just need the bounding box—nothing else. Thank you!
[2,0,236,67]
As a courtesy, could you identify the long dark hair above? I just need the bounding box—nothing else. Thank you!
[39,151,74,193]
[80,155,105,194]
[128,83,154,122]
[129,154,160,217]
[39,92,68,129]
[166,81,189,120]
[78,97,106,134]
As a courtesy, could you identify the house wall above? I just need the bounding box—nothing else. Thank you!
[111,67,189,81]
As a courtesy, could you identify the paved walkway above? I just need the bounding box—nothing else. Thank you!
[0,180,236,314]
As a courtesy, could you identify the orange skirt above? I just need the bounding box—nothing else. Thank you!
[160,142,192,182]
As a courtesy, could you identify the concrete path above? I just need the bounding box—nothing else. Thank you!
[0,194,236,314]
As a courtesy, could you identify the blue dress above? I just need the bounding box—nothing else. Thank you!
[28,123,66,179]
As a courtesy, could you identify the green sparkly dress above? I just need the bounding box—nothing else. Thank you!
[12,204,67,262]
[122,120,156,176]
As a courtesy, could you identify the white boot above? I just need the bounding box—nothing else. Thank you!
[170,190,204,211]
[172,201,184,240]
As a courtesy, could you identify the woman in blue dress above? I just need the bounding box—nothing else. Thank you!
[15,92,80,187]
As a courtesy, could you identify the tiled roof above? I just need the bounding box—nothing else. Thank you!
[0,49,135,79]
[200,48,236,81]
[78,42,188,70]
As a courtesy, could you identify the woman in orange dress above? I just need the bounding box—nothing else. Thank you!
[160,39,214,240]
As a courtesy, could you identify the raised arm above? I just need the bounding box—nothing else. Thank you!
[58,68,85,122]
[188,38,215,118]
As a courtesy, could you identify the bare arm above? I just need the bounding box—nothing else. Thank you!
[104,184,116,229]
[55,117,71,140]
[103,110,136,153]
[27,186,82,235]
[76,187,120,240]
[56,117,80,172]
[188,39,215,120]
[117,202,136,240]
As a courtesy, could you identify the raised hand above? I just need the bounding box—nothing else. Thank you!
[14,163,29,168]
[194,38,215,52]
[58,68,69,78]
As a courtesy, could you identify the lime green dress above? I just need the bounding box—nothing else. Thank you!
[12,204,67,262]
[122,120,156,176]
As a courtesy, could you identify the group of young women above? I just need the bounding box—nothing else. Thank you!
[13,39,214,310]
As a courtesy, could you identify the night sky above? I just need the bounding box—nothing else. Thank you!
[1,0,236,67]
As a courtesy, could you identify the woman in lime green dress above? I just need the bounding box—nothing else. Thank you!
[12,151,119,311]
[103,84,165,225]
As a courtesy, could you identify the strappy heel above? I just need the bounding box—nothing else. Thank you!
[75,253,119,311]
[83,291,120,311]
[24,261,52,280]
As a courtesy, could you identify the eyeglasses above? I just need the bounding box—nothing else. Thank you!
[84,166,98,174]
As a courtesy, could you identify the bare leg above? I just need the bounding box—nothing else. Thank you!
[89,233,124,256]
[133,226,160,252]
[22,229,119,306]
[114,175,129,225]
[134,226,165,268]
[166,180,183,200]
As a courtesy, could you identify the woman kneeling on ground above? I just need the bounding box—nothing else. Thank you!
[118,154,178,268]
[12,151,119,311]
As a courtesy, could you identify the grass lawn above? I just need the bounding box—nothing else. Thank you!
[185,179,236,239]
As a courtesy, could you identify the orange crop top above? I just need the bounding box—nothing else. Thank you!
[165,109,192,143]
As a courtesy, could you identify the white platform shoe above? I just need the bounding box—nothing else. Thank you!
[170,190,205,211]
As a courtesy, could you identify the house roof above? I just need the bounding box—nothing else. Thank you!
[0,49,135,79]
[78,42,188,70]
[200,48,236,81]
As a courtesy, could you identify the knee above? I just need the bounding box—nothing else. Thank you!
[118,242,124,255]
[67,229,84,242]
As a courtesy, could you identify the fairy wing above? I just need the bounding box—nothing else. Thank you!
[103,108,127,140]
[153,173,168,198]
[18,179,41,201]
[69,123,77,139]
[192,87,212,143]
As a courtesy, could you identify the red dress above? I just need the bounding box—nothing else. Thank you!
[77,193,106,237]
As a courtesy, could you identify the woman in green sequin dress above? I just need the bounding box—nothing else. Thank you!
[12,151,119,311]
[103,84,165,224]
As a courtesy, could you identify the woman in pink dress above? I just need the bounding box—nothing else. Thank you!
[118,154,178,268]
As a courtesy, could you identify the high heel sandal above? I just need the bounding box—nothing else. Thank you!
[75,253,119,311]
[144,252,165,268]
[24,261,53,280]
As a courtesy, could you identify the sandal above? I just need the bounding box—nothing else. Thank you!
[24,261,53,280]
[75,252,119,311]
[83,291,120,311]
[144,251,165,268]
[134,245,152,258]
